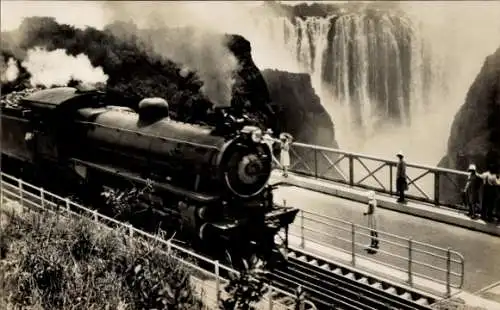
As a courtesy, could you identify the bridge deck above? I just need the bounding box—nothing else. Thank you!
[270,171,500,236]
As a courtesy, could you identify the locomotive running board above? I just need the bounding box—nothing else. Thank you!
[69,158,220,203]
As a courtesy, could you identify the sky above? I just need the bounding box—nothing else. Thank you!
[0,1,357,32]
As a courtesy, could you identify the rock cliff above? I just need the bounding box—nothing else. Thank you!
[261,69,337,147]
[438,46,500,203]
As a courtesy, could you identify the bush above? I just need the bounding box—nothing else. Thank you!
[0,207,204,310]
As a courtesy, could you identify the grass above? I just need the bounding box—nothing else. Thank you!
[0,201,205,310]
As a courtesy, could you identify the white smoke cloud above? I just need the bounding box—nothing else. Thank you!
[21,47,108,87]
[1,57,19,82]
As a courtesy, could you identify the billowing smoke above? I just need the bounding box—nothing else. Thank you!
[21,47,108,87]
[102,2,239,107]
[1,56,19,83]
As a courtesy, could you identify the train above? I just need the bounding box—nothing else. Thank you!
[0,86,298,269]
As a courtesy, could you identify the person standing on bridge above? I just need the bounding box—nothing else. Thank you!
[263,129,281,167]
[396,151,408,203]
[480,165,498,222]
[463,164,482,219]
[364,190,379,254]
[279,133,292,178]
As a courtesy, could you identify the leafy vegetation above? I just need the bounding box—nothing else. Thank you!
[0,205,203,310]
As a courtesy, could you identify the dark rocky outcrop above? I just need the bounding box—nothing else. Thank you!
[438,46,500,203]
[261,69,337,147]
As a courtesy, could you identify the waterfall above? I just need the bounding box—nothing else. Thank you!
[227,3,500,164]
[250,11,430,138]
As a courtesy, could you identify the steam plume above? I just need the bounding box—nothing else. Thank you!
[1,56,19,82]
[21,47,108,87]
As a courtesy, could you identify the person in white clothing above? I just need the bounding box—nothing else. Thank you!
[262,129,281,167]
[364,190,379,254]
[279,133,292,177]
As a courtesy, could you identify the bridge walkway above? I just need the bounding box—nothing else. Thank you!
[272,141,500,236]
[270,171,500,236]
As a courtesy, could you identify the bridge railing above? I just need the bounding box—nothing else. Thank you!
[281,142,469,210]
[286,207,464,297]
[0,172,316,310]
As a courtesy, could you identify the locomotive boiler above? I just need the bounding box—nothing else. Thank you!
[1,86,298,268]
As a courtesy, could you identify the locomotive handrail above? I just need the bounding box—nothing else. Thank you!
[77,120,221,150]
[276,142,469,210]
[0,172,317,310]
[287,207,465,297]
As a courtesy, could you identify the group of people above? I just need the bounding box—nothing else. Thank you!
[463,164,500,222]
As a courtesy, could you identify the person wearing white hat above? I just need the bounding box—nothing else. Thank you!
[262,129,281,167]
[396,151,408,203]
[463,164,481,219]
[364,190,379,254]
[279,133,292,178]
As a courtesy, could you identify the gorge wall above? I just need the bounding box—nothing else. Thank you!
[262,69,337,148]
[438,47,500,203]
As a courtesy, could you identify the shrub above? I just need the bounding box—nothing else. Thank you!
[0,208,203,310]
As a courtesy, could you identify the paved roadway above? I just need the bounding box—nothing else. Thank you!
[274,185,500,292]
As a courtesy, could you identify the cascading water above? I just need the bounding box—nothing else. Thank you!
[227,2,500,165]
[247,9,442,157]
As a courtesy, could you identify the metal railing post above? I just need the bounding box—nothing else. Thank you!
[434,171,441,205]
[128,224,134,238]
[93,209,98,222]
[314,149,318,179]
[349,155,354,186]
[300,210,305,249]
[268,284,274,310]
[351,223,356,266]
[18,179,24,206]
[166,239,171,254]
[215,260,220,305]
[408,239,413,286]
[40,188,45,208]
[65,198,70,211]
[446,248,451,297]
[389,164,394,195]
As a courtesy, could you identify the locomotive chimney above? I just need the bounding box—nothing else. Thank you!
[138,97,170,123]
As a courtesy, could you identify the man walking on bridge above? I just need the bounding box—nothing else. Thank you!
[364,190,379,254]
[396,151,408,203]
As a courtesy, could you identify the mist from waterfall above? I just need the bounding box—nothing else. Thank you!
[228,2,500,165]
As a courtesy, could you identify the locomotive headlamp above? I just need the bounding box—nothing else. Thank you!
[251,128,263,143]
[241,126,263,143]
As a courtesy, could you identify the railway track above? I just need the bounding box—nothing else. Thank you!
[265,248,437,310]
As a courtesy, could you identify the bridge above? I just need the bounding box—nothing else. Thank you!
[271,141,500,236]
[267,141,500,309]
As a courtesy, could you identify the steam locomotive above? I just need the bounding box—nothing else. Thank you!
[0,86,298,269]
